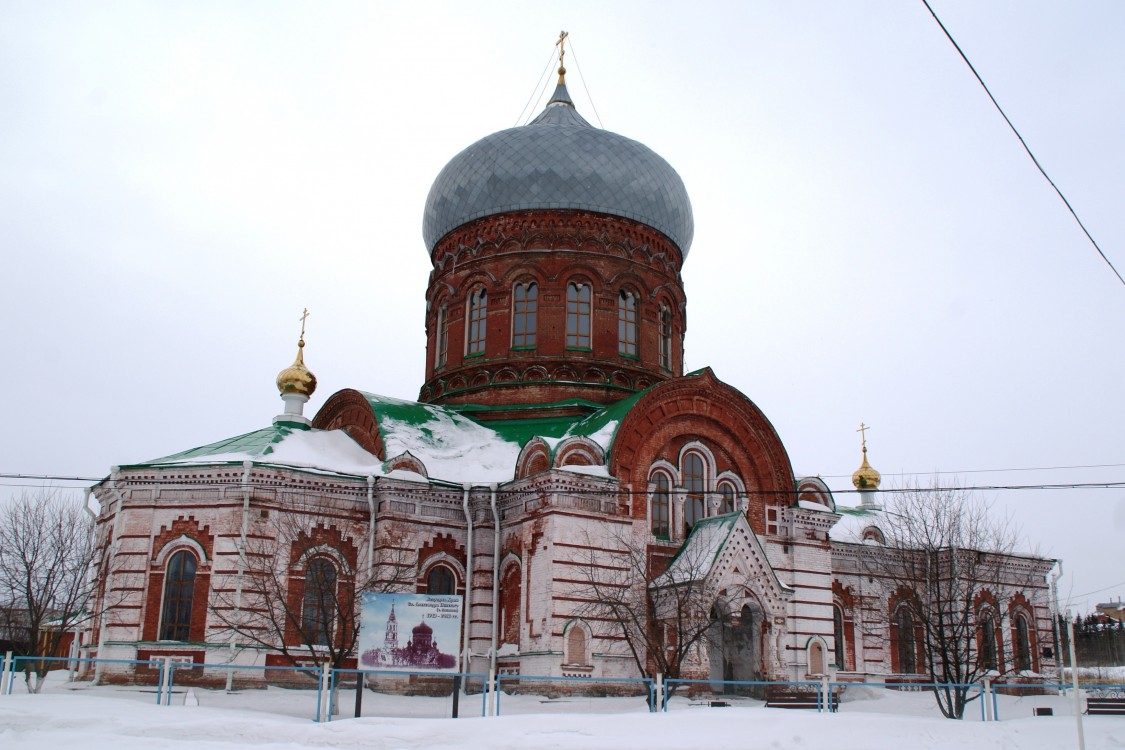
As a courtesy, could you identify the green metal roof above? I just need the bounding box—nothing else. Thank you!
[135,423,309,466]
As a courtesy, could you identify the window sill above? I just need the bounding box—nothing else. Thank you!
[464,351,485,359]
[565,346,593,352]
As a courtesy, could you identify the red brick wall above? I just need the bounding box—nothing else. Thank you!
[421,210,688,408]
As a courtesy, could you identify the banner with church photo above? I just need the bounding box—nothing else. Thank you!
[358,592,463,673]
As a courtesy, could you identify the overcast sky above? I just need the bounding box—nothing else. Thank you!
[2,2,1122,613]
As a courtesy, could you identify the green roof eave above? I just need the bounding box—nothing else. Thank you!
[132,424,302,466]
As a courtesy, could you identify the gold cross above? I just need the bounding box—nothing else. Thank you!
[556,30,568,72]
[857,422,870,451]
[299,308,310,340]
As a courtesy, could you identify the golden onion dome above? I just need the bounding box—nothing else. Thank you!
[276,339,317,397]
[851,447,881,491]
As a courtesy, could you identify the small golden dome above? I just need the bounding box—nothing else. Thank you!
[276,339,317,397]
[852,447,881,491]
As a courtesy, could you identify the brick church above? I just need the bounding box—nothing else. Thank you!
[85,53,1057,689]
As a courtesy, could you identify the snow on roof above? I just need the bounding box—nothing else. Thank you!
[131,388,653,486]
[654,513,740,585]
[830,503,887,544]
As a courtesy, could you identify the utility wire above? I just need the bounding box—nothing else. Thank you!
[567,37,604,129]
[922,0,1125,288]
[516,47,559,126]
[817,462,1125,480]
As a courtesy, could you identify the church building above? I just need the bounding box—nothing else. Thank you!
[85,51,1057,690]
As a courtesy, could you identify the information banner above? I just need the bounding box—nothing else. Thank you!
[357,592,463,673]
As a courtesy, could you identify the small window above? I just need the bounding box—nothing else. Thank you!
[160,550,197,641]
[683,453,706,534]
[435,304,449,369]
[467,288,487,355]
[566,283,591,348]
[658,304,672,370]
[301,559,338,646]
[980,612,999,671]
[617,290,637,357]
[833,605,846,669]
[427,564,456,595]
[895,607,918,674]
[718,482,736,514]
[650,472,671,538]
[1014,614,1032,672]
[512,282,538,348]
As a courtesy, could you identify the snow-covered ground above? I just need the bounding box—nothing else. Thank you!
[1,671,1123,749]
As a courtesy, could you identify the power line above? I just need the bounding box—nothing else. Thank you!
[922,0,1125,288]
[817,462,1125,480]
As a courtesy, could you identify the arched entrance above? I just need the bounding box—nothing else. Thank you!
[708,599,764,693]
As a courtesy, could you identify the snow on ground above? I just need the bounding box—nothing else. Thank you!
[1,672,1123,749]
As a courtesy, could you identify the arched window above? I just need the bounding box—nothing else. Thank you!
[435,303,449,369]
[833,605,846,669]
[512,282,538,348]
[301,559,337,646]
[466,288,487,355]
[160,550,197,641]
[979,610,999,671]
[499,565,521,645]
[718,482,736,514]
[650,472,671,538]
[427,564,456,595]
[617,290,637,357]
[566,283,591,348]
[895,606,918,674]
[658,304,672,370]
[567,626,588,666]
[683,453,706,534]
[1014,613,1032,672]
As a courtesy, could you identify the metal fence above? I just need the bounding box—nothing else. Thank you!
[3,653,1122,723]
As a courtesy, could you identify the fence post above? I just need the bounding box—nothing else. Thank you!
[1066,614,1086,750]
[488,669,497,717]
[317,663,332,723]
[1,651,12,696]
[653,673,664,713]
[821,675,830,713]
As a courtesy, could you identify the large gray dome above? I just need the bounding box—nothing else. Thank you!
[423,86,694,255]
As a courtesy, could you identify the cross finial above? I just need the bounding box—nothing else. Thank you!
[556,30,568,82]
[857,422,870,452]
[298,308,310,344]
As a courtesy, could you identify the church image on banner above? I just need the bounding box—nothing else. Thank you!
[83,46,1058,692]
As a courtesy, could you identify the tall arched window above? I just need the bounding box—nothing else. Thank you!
[499,565,521,645]
[512,282,538,348]
[160,550,197,641]
[566,283,591,348]
[617,290,637,357]
[658,304,672,370]
[435,303,449,369]
[650,472,671,538]
[833,605,846,669]
[466,288,487,355]
[683,453,706,534]
[979,610,999,671]
[1014,614,1032,672]
[895,606,918,674]
[427,564,456,595]
[301,559,337,646]
[718,482,736,514]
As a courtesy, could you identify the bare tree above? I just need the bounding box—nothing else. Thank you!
[0,490,97,692]
[209,509,416,679]
[864,482,1040,719]
[568,525,730,704]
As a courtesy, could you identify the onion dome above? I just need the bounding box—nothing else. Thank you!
[422,77,694,256]
[851,446,881,491]
[276,338,317,398]
[412,619,433,636]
